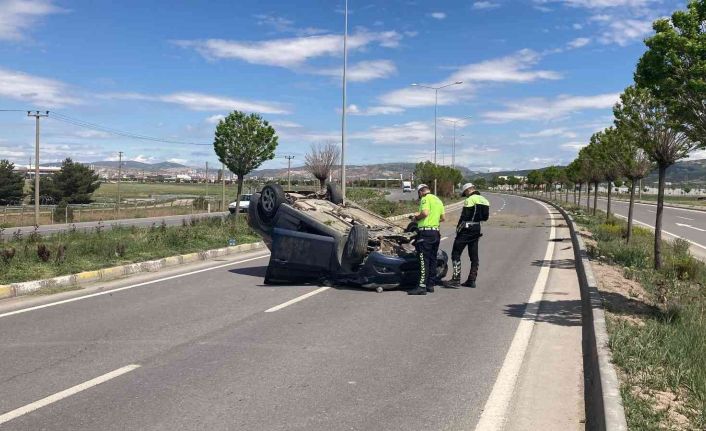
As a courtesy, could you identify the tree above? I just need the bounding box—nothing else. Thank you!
[526,170,544,194]
[213,111,278,218]
[635,0,706,146]
[304,142,340,189]
[507,175,520,191]
[414,162,462,197]
[591,128,622,219]
[609,123,654,244]
[0,159,25,205]
[30,158,100,204]
[565,160,584,206]
[614,86,698,269]
[543,166,561,200]
[578,144,604,215]
[472,177,488,190]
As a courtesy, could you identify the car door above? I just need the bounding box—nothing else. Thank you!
[265,227,337,283]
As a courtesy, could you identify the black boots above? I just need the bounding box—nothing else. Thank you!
[462,268,478,288]
[443,260,462,288]
[408,285,427,295]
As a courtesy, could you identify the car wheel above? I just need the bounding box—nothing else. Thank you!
[259,184,286,221]
[228,208,236,214]
[343,224,368,267]
[326,183,343,205]
[436,250,448,279]
[405,221,418,233]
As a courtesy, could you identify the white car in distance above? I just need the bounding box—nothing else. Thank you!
[228,194,252,214]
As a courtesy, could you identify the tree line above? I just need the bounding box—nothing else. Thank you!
[527,1,706,270]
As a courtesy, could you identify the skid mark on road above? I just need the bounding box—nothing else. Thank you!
[0,364,140,425]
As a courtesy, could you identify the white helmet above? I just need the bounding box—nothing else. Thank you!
[416,183,429,192]
[461,183,475,193]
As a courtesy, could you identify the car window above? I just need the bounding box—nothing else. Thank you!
[241,194,252,201]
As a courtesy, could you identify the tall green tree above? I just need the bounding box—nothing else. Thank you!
[635,0,706,145]
[213,111,279,217]
[565,160,584,206]
[526,170,544,194]
[414,162,462,197]
[614,86,698,269]
[543,166,561,200]
[578,143,604,215]
[0,159,25,205]
[591,129,622,219]
[30,158,100,204]
[609,123,655,244]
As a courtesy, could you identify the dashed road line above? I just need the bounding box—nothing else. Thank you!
[0,364,141,425]
[264,287,330,313]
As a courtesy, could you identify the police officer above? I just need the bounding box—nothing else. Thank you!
[445,183,490,288]
[408,184,445,295]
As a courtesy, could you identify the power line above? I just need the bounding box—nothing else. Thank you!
[49,111,212,146]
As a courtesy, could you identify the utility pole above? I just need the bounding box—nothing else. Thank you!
[117,151,123,216]
[27,111,48,226]
[340,0,348,202]
[221,162,226,211]
[205,162,209,197]
[285,155,295,190]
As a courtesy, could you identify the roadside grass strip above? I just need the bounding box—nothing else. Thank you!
[556,201,705,429]
[0,365,141,425]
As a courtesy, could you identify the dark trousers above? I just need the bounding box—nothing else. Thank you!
[415,230,440,287]
[451,228,481,281]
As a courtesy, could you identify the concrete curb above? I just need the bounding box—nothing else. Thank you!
[0,242,266,299]
[512,193,628,431]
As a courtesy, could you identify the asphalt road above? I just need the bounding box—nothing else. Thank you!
[591,196,706,250]
[0,193,556,430]
[1,212,229,240]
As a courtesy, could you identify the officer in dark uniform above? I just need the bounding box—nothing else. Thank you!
[445,183,490,288]
[408,184,445,295]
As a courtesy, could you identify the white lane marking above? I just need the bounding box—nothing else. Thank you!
[677,216,695,221]
[0,364,140,425]
[596,197,706,215]
[614,214,706,250]
[474,198,556,431]
[675,222,706,232]
[0,254,271,320]
[647,210,656,213]
[265,286,330,313]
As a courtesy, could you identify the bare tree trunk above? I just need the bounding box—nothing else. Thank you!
[586,183,591,212]
[233,176,244,221]
[655,165,667,270]
[565,184,569,203]
[627,179,636,244]
[593,181,598,215]
[577,183,582,207]
[318,177,326,190]
[606,181,612,220]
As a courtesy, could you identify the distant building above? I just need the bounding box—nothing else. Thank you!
[13,165,61,178]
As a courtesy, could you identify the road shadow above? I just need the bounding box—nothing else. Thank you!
[531,258,576,269]
[504,299,582,327]
[228,266,267,278]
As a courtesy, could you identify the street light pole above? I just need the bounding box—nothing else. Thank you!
[439,115,472,170]
[340,0,348,202]
[411,81,462,194]
[27,111,48,226]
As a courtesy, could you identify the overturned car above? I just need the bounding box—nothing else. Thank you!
[247,184,448,291]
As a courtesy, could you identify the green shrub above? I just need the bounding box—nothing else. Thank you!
[53,201,74,223]
[593,223,624,242]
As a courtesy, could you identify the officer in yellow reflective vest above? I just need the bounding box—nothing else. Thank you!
[444,183,490,288]
[408,184,445,295]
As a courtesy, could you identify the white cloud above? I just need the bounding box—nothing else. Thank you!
[573,23,584,29]
[104,91,289,114]
[174,30,403,68]
[74,130,111,139]
[0,0,63,41]
[567,37,590,48]
[253,14,326,36]
[131,155,157,163]
[535,0,654,8]
[482,93,620,122]
[351,121,434,145]
[167,158,188,164]
[316,59,397,82]
[377,49,560,110]
[270,120,303,128]
[448,49,561,83]
[205,114,225,124]
[560,142,587,150]
[520,128,578,138]
[473,1,501,10]
[430,12,446,19]
[0,67,81,107]
[347,104,404,116]
[598,18,652,46]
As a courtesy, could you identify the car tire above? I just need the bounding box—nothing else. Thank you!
[342,224,368,267]
[326,183,343,205]
[436,250,449,279]
[229,208,236,214]
[405,221,418,234]
[259,184,286,221]
[248,193,272,231]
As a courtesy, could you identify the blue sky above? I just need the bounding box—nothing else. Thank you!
[0,0,688,172]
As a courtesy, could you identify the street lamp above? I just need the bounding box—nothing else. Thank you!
[439,115,472,169]
[411,81,463,194]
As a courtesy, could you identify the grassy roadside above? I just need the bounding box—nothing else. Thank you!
[347,188,458,217]
[0,217,259,285]
[560,203,705,429]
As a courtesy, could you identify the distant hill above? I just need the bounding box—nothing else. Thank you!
[43,161,189,171]
[249,163,481,180]
[471,159,706,185]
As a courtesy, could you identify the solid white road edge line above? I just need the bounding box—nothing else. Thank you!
[596,197,706,215]
[474,198,557,431]
[613,214,706,250]
[0,364,141,425]
[265,286,331,313]
[0,254,271,320]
